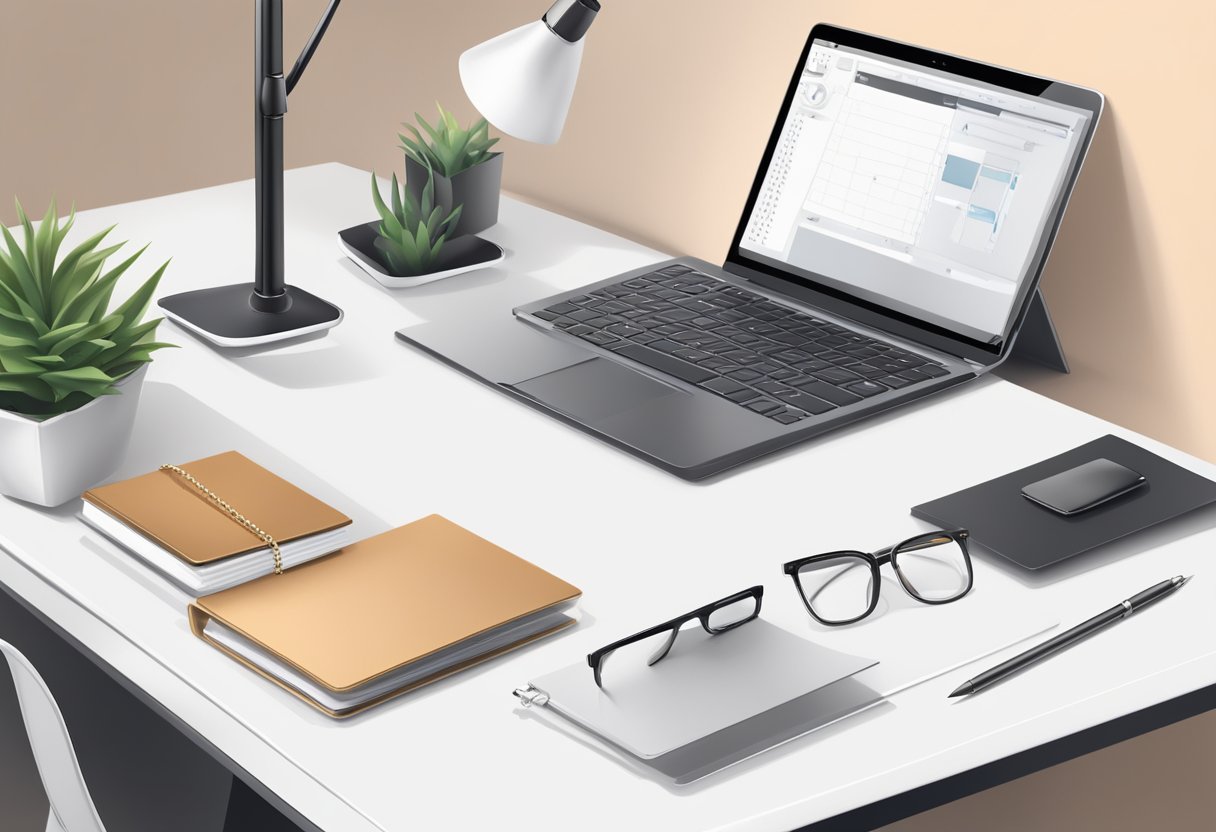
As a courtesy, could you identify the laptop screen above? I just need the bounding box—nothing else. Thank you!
[735,36,1094,346]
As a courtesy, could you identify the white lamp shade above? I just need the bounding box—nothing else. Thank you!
[459,21,585,145]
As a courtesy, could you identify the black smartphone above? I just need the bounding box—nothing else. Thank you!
[1021,458,1147,516]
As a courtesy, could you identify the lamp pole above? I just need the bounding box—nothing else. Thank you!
[254,0,340,308]
[254,0,289,309]
[158,0,345,346]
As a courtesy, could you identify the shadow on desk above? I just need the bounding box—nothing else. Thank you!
[172,325,383,391]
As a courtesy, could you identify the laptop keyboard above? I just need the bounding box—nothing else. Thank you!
[529,264,949,425]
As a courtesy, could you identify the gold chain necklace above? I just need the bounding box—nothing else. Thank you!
[160,464,283,575]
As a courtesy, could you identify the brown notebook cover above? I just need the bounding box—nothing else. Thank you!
[82,451,352,566]
[188,514,581,717]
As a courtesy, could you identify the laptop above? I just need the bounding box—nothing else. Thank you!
[398,23,1103,480]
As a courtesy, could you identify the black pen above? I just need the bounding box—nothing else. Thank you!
[949,576,1192,698]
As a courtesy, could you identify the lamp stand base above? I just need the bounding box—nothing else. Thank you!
[158,284,343,348]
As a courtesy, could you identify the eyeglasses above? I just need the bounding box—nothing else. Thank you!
[587,586,763,689]
[782,530,973,626]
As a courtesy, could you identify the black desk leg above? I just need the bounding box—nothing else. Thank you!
[223,777,304,832]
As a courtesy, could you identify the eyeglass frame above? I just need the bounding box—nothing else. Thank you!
[587,586,764,689]
[781,529,973,626]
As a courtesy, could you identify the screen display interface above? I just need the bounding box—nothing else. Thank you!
[740,39,1092,343]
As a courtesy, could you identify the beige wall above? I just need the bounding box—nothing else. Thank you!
[2,0,1215,828]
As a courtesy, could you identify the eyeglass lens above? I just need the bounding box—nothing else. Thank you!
[706,595,759,631]
[794,554,875,624]
[894,535,970,602]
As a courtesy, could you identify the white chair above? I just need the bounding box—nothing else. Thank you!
[1,639,106,832]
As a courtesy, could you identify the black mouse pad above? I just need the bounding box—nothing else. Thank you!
[912,435,1216,570]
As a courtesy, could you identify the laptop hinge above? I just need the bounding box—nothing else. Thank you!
[724,264,1012,373]
[726,267,986,370]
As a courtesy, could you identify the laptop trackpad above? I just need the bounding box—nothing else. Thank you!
[512,358,684,423]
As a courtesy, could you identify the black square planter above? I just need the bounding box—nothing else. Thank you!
[339,221,504,287]
[404,152,503,238]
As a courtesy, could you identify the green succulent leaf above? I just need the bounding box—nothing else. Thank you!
[1,222,44,317]
[371,173,406,239]
[370,167,462,277]
[0,372,52,400]
[421,167,436,215]
[399,103,498,178]
[48,314,122,356]
[99,341,176,370]
[425,205,443,232]
[438,103,459,133]
[0,305,39,338]
[0,279,48,333]
[110,261,165,326]
[41,364,114,389]
[53,241,137,324]
[443,204,463,235]
[414,219,431,256]
[45,365,112,381]
[48,226,116,304]
[40,320,90,341]
[96,318,166,365]
[0,254,18,297]
[415,112,445,150]
[1,352,50,374]
[0,200,174,416]
[390,173,403,219]
[17,202,43,294]
[429,232,448,260]
[398,130,440,172]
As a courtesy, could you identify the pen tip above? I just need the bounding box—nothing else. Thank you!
[948,682,972,698]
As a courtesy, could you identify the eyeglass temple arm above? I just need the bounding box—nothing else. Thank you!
[871,534,958,559]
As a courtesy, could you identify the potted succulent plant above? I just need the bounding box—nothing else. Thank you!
[0,200,173,506]
[338,163,505,289]
[399,103,502,238]
[371,167,463,275]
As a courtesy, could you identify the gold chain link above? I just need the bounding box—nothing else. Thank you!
[160,464,283,575]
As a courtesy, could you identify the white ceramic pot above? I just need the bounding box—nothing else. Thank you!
[0,365,147,507]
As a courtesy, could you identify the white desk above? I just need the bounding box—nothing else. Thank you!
[1,163,1213,832]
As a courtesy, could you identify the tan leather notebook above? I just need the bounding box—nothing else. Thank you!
[188,514,581,717]
[83,451,352,566]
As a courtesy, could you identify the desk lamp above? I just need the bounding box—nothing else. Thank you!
[459,0,600,144]
[158,0,599,347]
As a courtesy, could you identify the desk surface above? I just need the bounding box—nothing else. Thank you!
[1,163,1213,832]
